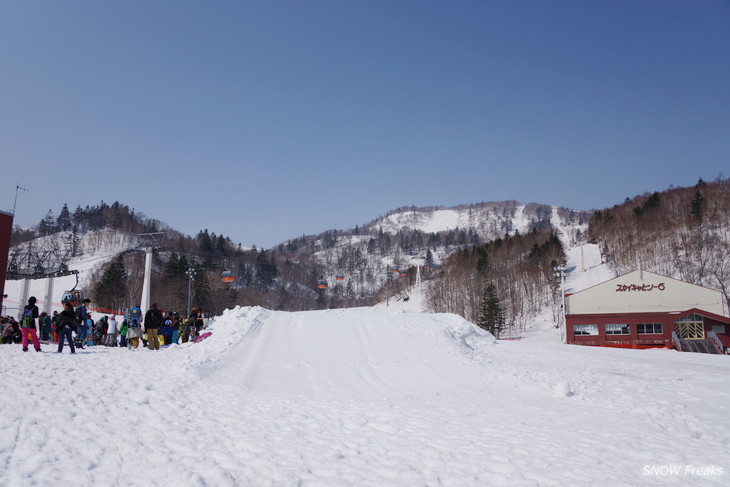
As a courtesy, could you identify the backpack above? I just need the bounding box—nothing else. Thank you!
[128,308,142,328]
[75,306,84,325]
[21,308,34,328]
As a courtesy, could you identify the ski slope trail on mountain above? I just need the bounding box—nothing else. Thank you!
[1,306,728,486]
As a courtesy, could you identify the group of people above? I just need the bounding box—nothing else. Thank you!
[1,297,207,354]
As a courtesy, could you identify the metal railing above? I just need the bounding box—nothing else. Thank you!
[707,330,725,354]
[671,331,682,351]
[1,306,21,318]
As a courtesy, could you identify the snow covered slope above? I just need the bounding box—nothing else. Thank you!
[1,306,727,486]
[563,242,616,294]
[369,201,588,243]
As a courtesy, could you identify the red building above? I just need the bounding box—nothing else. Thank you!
[0,210,13,314]
[565,269,730,354]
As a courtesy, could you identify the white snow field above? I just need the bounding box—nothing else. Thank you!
[1,305,728,486]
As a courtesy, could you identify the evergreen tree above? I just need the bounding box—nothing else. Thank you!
[191,263,211,311]
[644,192,660,211]
[38,210,56,236]
[92,255,129,312]
[197,230,214,254]
[164,252,185,279]
[476,249,489,276]
[161,252,189,311]
[215,234,228,256]
[56,204,72,232]
[367,238,377,255]
[178,255,190,273]
[255,251,278,290]
[476,283,506,338]
[690,190,704,221]
[72,205,85,232]
[109,201,123,229]
[425,248,435,267]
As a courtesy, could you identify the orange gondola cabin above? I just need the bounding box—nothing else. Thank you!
[221,270,236,283]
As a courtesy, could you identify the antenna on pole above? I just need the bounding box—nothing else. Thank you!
[12,185,28,215]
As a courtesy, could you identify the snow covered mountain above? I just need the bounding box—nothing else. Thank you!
[364,201,589,243]
[3,199,592,316]
[279,201,591,300]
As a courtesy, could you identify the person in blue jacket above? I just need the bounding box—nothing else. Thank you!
[75,298,90,349]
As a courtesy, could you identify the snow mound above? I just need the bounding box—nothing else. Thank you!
[195,306,495,398]
[553,380,575,397]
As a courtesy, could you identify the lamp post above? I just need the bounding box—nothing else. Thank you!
[186,267,196,318]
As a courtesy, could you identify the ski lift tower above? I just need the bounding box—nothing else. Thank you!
[137,232,165,316]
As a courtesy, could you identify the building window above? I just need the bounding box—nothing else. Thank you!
[637,323,663,335]
[674,314,705,340]
[675,313,703,324]
[605,323,630,335]
[573,324,598,336]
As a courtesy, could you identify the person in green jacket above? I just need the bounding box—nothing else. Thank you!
[119,319,128,348]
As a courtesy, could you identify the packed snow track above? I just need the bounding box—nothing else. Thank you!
[1,306,728,486]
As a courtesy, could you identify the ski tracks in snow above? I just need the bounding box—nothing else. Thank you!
[1,307,729,486]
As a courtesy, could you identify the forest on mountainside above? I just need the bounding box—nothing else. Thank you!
[425,177,730,338]
[588,177,730,310]
[8,178,729,327]
[426,229,566,337]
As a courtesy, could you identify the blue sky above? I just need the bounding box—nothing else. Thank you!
[2,1,728,248]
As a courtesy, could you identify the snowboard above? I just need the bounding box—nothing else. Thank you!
[193,332,212,343]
